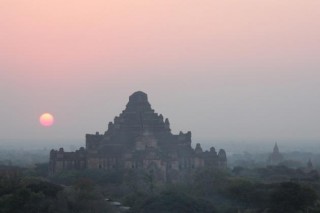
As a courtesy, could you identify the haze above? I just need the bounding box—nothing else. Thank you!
[1,0,320,148]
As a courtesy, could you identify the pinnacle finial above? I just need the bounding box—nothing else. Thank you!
[126,91,151,111]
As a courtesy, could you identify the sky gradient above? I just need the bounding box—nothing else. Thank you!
[1,0,320,147]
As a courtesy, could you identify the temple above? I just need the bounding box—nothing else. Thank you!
[268,142,284,165]
[49,91,227,182]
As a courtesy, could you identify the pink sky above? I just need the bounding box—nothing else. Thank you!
[1,0,320,145]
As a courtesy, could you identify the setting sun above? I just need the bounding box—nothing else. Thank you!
[39,113,54,127]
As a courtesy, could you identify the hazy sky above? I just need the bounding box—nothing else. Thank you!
[1,0,320,146]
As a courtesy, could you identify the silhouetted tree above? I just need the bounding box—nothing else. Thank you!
[133,191,216,213]
[269,182,318,213]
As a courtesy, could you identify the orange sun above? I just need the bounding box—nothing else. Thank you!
[39,113,54,127]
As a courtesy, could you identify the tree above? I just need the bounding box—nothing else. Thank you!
[133,191,216,213]
[192,168,229,196]
[269,182,318,213]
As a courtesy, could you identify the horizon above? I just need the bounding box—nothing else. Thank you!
[2,137,320,155]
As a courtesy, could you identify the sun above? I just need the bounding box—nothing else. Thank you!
[39,113,54,127]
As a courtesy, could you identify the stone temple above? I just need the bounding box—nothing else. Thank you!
[49,91,227,182]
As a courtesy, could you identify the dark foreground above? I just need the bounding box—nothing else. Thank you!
[1,165,320,213]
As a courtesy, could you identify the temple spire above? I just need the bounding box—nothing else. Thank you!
[273,142,279,154]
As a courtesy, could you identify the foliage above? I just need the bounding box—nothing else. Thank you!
[3,165,320,213]
[269,182,318,213]
[0,177,63,213]
[0,176,116,213]
[192,168,230,196]
[132,191,216,213]
[225,178,269,209]
[49,169,124,185]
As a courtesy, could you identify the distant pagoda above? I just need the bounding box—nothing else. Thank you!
[267,142,284,165]
[49,91,227,182]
